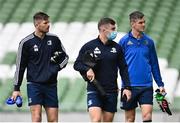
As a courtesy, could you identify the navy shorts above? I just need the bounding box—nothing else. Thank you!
[27,82,58,108]
[120,86,153,110]
[87,91,118,113]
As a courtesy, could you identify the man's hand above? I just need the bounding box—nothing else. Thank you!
[122,89,131,101]
[11,91,21,101]
[86,68,95,82]
[159,86,166,94]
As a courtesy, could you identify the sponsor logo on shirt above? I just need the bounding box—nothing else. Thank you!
[127,40,133,45]
[94,47,101,54]
[33,45,38,52]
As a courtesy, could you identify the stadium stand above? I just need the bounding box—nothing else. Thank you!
[0,0,180,112]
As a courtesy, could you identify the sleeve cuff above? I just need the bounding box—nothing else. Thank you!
[124,86,132,90]
[157,81,164,87]
[14,85,20,91]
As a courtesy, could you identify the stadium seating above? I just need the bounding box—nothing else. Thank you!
[60,78,86,112]
[0,0,180,112]
[58,77,70,101]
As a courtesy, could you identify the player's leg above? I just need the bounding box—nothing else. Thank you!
[139,87,153,122]
[120,88,138,122]
[30,105,42,122]
[45,107,58,122]
[43,83,59,122]
[102,92,118,122]
[27,83,43,122]
[89,107,102,122]
[87,91,102,122]
[102,111,115,122]
[141,104,152,122]
[125,109,136,122]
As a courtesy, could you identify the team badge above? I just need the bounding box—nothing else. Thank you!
[110,47,117,53]
[47,40,52,45]
[143,40,148,45]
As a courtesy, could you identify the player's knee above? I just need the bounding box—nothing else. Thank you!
[126,116,135,122]
[48,117,58,122]
[91,117,101,122]
[142,112,152,122]
[91,119,101,122]
[126,118,135,122]
[32,115,42,122]
[103,117,113,122]
[47,114,58,122]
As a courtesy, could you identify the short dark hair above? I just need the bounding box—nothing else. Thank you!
[33,11,49,22]
[98,17,116,30]
[129,11,144,22]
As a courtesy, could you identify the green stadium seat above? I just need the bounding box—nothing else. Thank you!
[58,77,70,101]
[89,0,111,21]
[169,56,180,70]
[24,0,50,22]
[0,78,13,110]
[73,8,91,22]
[118,16,130,32]
[46,0,66,22]
[60,78,86,112]
[2,79,28,112]
[149,18,166,34]
[58,8,75,22]
[172,97,180,111]
[148,32,161,46]
[158,48,171,59]
[72,0,96,22]
[73,78,87,111]
[169,43,180,70]
[1,52,17,65]
[57,0,82,22]
[0,0,5,9]
[74,91,87,111]
[0,0,20,23]
[0,78,3,88]
[128,0,144,10]
[9,0,35,23]
[19,80,29,111]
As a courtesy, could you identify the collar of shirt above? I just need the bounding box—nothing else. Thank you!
[128,31,145,40]
[97,36,114,46]
[33,32,46,40]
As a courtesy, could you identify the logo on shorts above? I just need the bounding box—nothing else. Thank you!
[120,101,123,107]
[28,98,32,103]
[88,99,92,106]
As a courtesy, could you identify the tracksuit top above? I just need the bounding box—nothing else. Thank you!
[119,31,164,87]
[14,32,68,91]
[74,37,130,92]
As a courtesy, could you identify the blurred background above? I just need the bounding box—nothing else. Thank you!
[0,0,180,122]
